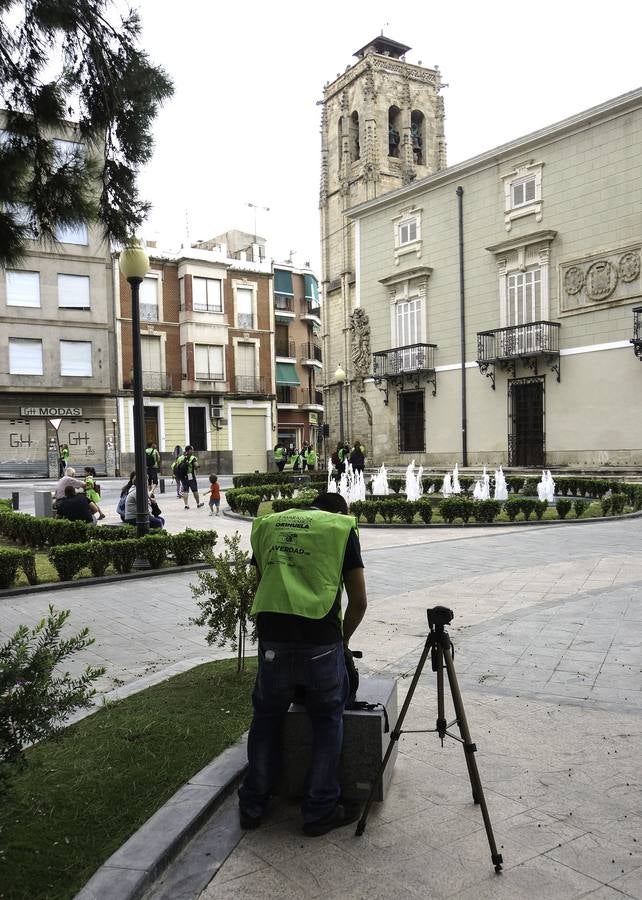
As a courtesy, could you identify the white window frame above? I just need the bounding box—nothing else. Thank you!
[506,268,542,327]
[233,281,257,330]
[395,296,423,347]
[55,221,88,246]
[5,270,40,308]
[495,243,552,329]
[192,276,223,312]
[194,344,225,381]
[58,274,90,309]
[9,337,43,375]
[502,161,543,231]
[392,206,423,265]
[60,340,92,377]
[140,274,159,321]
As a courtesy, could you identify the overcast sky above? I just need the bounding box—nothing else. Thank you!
[135,0,642,271]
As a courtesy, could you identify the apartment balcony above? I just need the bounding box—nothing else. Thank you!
[476,320,561,389]
[182,377,229,393]
[301,304,322,327]
[140,302,158,322]
[233,375,267,395]
[123,371,173,393]
[372,343,437,404]
[275,339,296,360]
[276,386,324,409]
[275,295,295,323]
[300,389,324,409]
[630,307,642,360]
[300,341,323,367]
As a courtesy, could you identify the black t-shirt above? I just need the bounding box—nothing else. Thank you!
[57,494,94,523]
[255,527,363,645]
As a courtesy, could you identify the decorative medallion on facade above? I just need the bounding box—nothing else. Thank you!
[560,245,641,313]
[585,260,618,301]
[563,266,585,295]
[619,251,640,283]
[350,307,371,391]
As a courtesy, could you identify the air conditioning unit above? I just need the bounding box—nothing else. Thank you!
[210,397,224,420]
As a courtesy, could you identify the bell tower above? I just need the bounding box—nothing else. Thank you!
[320,36,446,454]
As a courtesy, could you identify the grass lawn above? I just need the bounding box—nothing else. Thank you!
[0,657,256,900]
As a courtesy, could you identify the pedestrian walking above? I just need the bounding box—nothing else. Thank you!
[174,445,204,509]
[58,443,70,478]
[145,442,161,492]
[208,474,221,516]
[274,443,286,472]
[349,441,365,474]
[84,467,106,519]
[171,445,183,497]
[305,445,317,472]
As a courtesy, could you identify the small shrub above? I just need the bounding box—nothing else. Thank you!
[458,476,474,493]
[556,498,572,520]
[388,477,404,494]
[109,538,140,574]
[138,533,171,569]
[232,472,290,488]
[573,499,588,518]
[472,500,501,524]
[0,548,26,589]
[520,499,536,521]
[92,525,136,541]
[85,541,112,577]
[504,498,522,522]
[171,529,217,566]
[349,501,364,523]
[191,532,257,673]
[416,499,433,524]
[378,499,398,523]
[534,500,548,520]
[272,490,318,513]
[237,493,262,517]
[397,500,417,524]
[439,497,473,524]
[48,544,88,581]
[19,550,38,585]
[610,493,627,515]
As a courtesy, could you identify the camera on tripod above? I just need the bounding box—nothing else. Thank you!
[427,606,454,629]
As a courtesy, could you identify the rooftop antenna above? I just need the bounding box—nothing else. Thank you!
[247,202,270,243]
[381,21,390,35]
[287,249,296,264]
[184,209,190,247]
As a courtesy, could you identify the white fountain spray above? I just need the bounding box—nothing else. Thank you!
[493,465,508,501]
[371,464,390,496]
[404,460,423,502]
[537,470,555,503]
[441,472,453,496]
[452,464,461,494]
[473,466,490,501]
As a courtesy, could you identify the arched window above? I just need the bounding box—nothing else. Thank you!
[411,110,425,166]
[388,106,401,158]
[350,111,360,161]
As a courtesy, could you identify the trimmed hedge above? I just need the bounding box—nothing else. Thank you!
[271,490,318,513]
[0,547,36,588]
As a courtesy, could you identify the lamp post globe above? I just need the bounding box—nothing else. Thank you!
[334,364,346,384]
[121,242,151,548]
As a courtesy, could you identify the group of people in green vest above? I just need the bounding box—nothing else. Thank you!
[274,442,318,473]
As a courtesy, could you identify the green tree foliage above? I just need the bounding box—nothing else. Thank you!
[0,0,173,266]
[0,605,104,790]
[191,532,258,673]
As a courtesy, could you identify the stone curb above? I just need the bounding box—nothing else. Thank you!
[0,562,210,600]
[223,507,642,528]
[74,736,248,900]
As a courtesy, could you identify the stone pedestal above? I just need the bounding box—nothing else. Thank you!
[280,676,398,803]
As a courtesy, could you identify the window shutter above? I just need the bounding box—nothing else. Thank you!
[140,276,158,305]
[209,346,224,379]
[60,341,92,376]
[6,271,40,307]
[9,338,43,374]
[58,274,90,308]
[524,178,536,202]
[195,344,209,376]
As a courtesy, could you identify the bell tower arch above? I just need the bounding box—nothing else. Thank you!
[320,36,446,451]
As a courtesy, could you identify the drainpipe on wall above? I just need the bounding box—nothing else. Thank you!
[456,186,468,467]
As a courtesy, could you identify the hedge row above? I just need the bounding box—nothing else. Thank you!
[47,530,217,582]
[0,547,37,588]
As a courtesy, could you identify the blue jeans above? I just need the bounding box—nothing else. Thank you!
[238,642,348,823]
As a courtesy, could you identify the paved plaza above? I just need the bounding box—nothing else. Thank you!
[1,492,641,897]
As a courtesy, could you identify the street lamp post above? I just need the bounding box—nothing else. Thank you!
[334,364,346,446]
[119,244,151,544]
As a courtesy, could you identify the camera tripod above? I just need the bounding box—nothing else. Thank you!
[355,606,503,873]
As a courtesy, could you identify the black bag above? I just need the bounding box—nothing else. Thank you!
[175,458,189,480]
[150,499,162,518]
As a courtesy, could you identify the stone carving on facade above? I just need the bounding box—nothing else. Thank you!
[563,266,584,295]
[619,251,640,283]
[350,307,371,391]
[586,260,618,301]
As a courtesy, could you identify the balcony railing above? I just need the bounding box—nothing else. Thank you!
[195,372,224,382]
[276,339,296,358]
[140,302,158,322]
[237,313,254,329]
[300,341,322,363]
[141,371,172,392]
[275,295,294,312]
[193,301,223,313]
[234,375,266,394]
[476,321,561,388]
[301,389,324,407]
[631,307,642,360]
[372,343,436,378]
[276,386,302,404]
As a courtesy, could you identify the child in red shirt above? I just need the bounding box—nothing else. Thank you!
[208,475,221,516]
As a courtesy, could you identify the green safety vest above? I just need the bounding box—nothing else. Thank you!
[251,509,354,620]
[61,447,69,460]
[274,446,285,460]
[306,449,317,466]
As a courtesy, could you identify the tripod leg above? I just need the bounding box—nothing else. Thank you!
[443,648,503,873]
[434,644,447,743]
[355,633,433,837]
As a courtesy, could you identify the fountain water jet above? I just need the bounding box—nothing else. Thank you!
[404,460,423,502]
[493,466,508,501]
[537,470,555,503]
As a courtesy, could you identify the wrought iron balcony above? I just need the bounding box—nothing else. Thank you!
[631,307,642,360]
[275,295,294,312]
[275,338,296,358]
[236,313,254,329]
[300,341,322,364]
[134,371,172,392]
[371,343,437,403]
[139,302,158,322]
[300,388,324,407]
[276,386,303,405]
[234,375,266,394]
[476,321,561,389]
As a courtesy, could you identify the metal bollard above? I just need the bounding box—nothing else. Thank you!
[159,478,165,494]
[11,491,19,510]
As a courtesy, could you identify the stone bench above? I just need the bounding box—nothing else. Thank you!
[280,676,398,803]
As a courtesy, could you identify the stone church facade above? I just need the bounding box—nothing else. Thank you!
[319,36,447,455]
